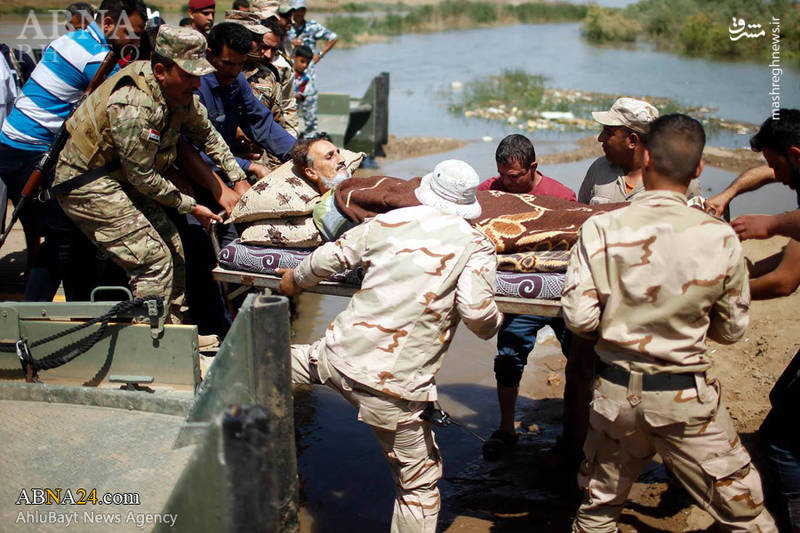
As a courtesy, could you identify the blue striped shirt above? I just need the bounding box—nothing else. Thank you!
[0,21,116,151]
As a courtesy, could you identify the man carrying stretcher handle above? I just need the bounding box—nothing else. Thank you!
[53,26,244,325]
[563,113,776,532]
[278,159,503,533]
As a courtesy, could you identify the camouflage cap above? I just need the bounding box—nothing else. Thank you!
[155,25,216,76]
[251,0,279,19]
[225,9,268,34]
[278,2,293,15]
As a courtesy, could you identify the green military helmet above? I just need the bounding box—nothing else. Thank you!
[225,10,268,34]
[154,25,216,76]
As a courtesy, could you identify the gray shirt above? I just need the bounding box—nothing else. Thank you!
[578,157,701,205]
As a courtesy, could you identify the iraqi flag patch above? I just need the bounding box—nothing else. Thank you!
[142,128,161,143]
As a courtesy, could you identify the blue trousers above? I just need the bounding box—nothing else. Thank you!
[494,313,571,387]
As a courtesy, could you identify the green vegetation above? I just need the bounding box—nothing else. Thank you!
[581,0,800,61]
[326,1,588,46]
[446,69,752,133]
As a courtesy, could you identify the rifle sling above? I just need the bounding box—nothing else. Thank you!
[41,159,122,201]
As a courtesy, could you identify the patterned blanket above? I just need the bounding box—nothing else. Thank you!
[219,240,566,300]
[334,176,625,254]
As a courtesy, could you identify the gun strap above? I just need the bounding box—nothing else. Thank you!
[40,159,121,201]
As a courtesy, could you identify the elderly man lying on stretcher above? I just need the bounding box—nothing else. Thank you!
[224,133,711,276]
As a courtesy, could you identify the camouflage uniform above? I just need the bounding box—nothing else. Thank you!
[54,28,246,323]
[273,52,299,136]
[291,204,503,532]
[562,190,776,532]
[294,68,317,138]
[227,9,298,150]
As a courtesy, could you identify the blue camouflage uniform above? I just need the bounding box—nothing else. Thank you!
[288,19,336,138]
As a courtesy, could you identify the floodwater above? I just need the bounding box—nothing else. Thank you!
[314,22,799,148]
[1,12,798,531]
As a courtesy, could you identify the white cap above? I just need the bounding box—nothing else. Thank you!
[592,97,659,134]
[415,160,482,219]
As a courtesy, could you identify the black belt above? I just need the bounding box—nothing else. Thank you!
[39,159,121,201]
[597,360,696,391]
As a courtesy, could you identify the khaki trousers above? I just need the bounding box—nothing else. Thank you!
[58,187,185,323]
[573,372,777,533]
[292,341,442,533]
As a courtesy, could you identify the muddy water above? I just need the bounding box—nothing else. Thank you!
[291,290,568,532]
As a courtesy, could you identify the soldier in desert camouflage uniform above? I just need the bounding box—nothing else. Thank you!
[278,160,504,533]
[562,114,777,532]
[53,26,248,323]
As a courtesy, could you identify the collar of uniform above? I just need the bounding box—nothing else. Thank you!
[631,189,688,205]
[143,62,173,111]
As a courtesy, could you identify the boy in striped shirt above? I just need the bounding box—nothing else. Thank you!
[0,0,146,299]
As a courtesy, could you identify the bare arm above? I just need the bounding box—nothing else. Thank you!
[706,164,774,217]
[176,139,243,217]
[732,210,800,241]
[750,239,800,299]
[314,37,338,62]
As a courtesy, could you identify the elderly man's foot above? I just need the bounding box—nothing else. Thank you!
[482,429,518,461]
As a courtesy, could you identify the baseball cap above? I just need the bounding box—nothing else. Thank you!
[225,9,268,33]
[592,97,659,134]
[278,2,293,14]
[154,25,216,76]
[290,0,306,9]
[415,160,482,219]
[252,0,279,18]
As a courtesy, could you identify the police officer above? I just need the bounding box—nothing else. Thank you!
[562,114,777,532]
[53,25,249,324]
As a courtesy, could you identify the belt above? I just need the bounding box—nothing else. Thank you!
[596,360,696,391]
[39,159,121,201]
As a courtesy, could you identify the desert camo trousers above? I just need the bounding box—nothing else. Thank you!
[57,187,185,324]
[292,341,442,533]
[573,371,777,533]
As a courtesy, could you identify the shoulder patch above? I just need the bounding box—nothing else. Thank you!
[141,128,161,143]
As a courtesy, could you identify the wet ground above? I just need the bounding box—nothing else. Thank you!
[290,288,578,532]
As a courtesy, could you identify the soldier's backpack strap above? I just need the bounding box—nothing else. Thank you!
[38,159,122,202]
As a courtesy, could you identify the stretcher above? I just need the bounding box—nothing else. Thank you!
[211,239,563,317]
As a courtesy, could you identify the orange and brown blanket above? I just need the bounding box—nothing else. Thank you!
[334,176,625,257]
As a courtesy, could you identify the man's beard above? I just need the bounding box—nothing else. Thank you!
[320,169,352,190]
